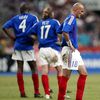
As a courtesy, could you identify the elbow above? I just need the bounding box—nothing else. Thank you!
[2,27,8,35]
[2,26,5,31]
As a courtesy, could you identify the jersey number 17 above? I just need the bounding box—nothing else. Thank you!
[41,25,51,39]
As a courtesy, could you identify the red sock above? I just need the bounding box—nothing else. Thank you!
[76,75,87,100]
[17,73,25,95]
[32,73,40,94]
[42,75,50,95]
[57,76,62,88]
[58,76,69,100]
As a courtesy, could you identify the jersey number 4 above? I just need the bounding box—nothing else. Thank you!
[41,25,51,39]
[19,19,26,32]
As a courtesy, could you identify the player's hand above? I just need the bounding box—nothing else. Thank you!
[30,35,37,40]
[66,40,75,52]
[70,45,75,52]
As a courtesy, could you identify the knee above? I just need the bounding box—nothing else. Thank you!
[81,71,88,76]
[17,67,23,73]
[42,69,48,75]
[17,69,23,73]
[64,74,71,78]
[32,70,37,74]
[80,73,88,78]
[56,66,63,76]
[84,72,88,76]
[78,65,88,76]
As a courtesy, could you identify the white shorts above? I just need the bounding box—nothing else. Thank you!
[12,50,36,61]
[61,46,84,70]
[39,47,63,67]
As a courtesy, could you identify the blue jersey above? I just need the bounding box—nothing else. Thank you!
[57,14,78,48]
[28,18,61,51]
[3,13,38,50]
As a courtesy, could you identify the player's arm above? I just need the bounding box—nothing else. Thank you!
[56,34,63,46]
[56,23,65,46]
[62,17,75,51]
[27,23,38,41]
[63,31,75,52]
[2,20,15,41]
[54,20,62,46]
[2,28,15,41]
[58,34,62,42]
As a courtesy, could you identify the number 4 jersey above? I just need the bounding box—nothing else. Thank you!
[3,13,39,50]
[27,18,61,51]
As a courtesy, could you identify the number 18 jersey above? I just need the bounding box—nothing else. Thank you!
[28,18,61,51]
[3,13,38,50]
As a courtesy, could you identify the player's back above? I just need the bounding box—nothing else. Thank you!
[3,13,38,50]
[12,13,38,38]
[35,18,61,51]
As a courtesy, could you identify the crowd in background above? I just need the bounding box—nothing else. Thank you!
[0,0,100,72]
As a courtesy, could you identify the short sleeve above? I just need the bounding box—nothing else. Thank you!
[54,19,60,33]
[62,15,75,33]
[33,15,39,25]
[57,23,63,34]
[2,19,13,29]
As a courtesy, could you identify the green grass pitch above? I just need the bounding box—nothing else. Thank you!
[0,74,100,100]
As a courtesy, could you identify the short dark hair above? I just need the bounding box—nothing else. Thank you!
[20,2,30,14]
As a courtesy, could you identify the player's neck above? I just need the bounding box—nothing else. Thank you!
[71,11,76,17]
[42,17,51,20]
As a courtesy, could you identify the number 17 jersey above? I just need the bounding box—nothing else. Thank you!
[28,18,61,51]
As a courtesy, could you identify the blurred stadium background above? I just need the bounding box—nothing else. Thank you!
[0,0,100,73]
[0,0,100,100]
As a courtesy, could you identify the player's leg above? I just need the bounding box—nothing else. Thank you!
[28,61,43,98]
[58,46,72,100]
[21,50,42,98]
[76,65,88,100]
[74,50,88,100]
[12,50,27,97]
[39,48,53,99]
[6,54,15,72]
[63,69,71,99]
[55,65,62,89]
[58,69,71,100]
[56,66,71,99]
[42,65,51,99]
[51,49,63,89]
[17,60,26,97]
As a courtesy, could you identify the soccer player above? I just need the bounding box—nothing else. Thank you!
[2,2,42,98]
[27,7,63,99]
[57,2,88,100]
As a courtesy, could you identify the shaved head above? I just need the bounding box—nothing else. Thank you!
[72,3,84,10]
[71,2,85,18]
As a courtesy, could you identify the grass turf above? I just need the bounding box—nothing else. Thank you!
[0,74,100,100]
